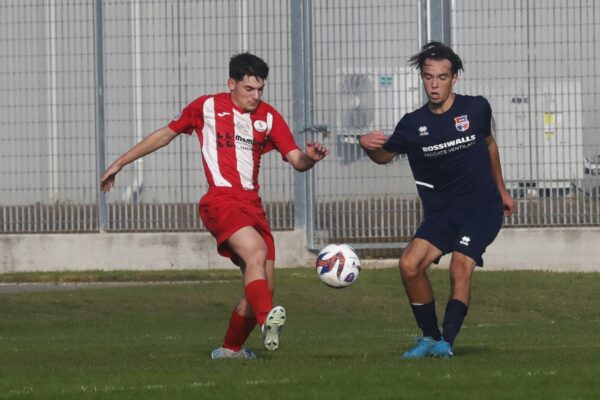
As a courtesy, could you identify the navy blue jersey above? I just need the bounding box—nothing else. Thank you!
[383,94,501,213]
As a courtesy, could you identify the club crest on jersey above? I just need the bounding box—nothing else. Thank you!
[454,115,470,132]
[254,120,267,132]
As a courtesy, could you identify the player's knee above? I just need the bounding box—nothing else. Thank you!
[449,259,475,281]
[399,257,420,280]
[242,245,268,269]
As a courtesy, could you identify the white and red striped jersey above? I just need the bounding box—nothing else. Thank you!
[168,93,299,192]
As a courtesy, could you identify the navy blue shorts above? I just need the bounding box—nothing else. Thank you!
[414,204,504,267]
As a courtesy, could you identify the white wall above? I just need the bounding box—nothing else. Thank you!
[1,228,600,273]
[0,231,313,273]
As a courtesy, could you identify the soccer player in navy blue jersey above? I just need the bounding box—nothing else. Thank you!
[359,41,516,358]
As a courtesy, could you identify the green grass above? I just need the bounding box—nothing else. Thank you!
[1,268,599,399]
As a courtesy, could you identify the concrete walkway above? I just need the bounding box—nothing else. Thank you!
[0,281,207,294]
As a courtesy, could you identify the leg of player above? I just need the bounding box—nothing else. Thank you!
[430,252,476,358]
[399,238,444,358]
[226,227,286,351]
[211,296,258,360]
[212,259,278,359]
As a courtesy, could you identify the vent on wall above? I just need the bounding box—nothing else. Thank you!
[336,68,420,164]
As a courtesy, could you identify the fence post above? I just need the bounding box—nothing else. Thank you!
[93,0,107,232]
[420,0,452,46]
[290,0,311,236]
[418,0,452,104]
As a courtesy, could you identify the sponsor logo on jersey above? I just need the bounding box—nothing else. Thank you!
[254,120,267,132]
[454,115,470,132]
[235,133,254,146]
[418,126,429,136]
[217,111,231,117]
[459,236,471,246]
[421,134,476,152]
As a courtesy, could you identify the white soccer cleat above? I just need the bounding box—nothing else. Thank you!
[211,346,257,360]
[261,305,286,351]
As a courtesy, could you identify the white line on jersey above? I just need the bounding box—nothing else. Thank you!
[415,180,434,189]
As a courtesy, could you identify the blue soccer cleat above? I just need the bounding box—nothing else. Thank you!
[429,339,454,358]
[401,337,436,359]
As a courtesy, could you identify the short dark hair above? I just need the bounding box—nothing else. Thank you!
[408,41,464,74]
[229,52,269,81]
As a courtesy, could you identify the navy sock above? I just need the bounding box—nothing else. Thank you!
[410,302,442,340]
[442,299,469,346]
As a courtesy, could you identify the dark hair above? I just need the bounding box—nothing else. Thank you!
[408,41,464,74]
[229,52,269,81]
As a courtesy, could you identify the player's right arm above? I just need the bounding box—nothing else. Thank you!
[100,126,179,192]
[359,131,396,164]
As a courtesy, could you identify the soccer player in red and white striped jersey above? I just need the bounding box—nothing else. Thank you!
[101,53,329,359]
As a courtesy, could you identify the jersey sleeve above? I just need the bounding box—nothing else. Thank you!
[382,116,410,154]
[167,97,206,135]
[264,108,300,159]
[480,96,493,137]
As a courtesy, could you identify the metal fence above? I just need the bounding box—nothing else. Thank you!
[1,0,599,249]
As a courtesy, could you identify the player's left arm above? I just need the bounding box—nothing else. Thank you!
[285,142,329,172]
[266,107,328,171]
[486,135,516,217]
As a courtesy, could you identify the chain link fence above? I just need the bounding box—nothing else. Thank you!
[1,1,599,248]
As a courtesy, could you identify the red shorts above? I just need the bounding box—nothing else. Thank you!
[198,188,275,262]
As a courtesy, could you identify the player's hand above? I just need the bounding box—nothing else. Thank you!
[359,131,388,151]
[305,141,329,162]
[500,190,516,217]
[100,161,123,193]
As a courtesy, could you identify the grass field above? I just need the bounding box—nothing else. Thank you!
[1,267,599,400]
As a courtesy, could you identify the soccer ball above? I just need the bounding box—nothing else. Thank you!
[315,244,361,288]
